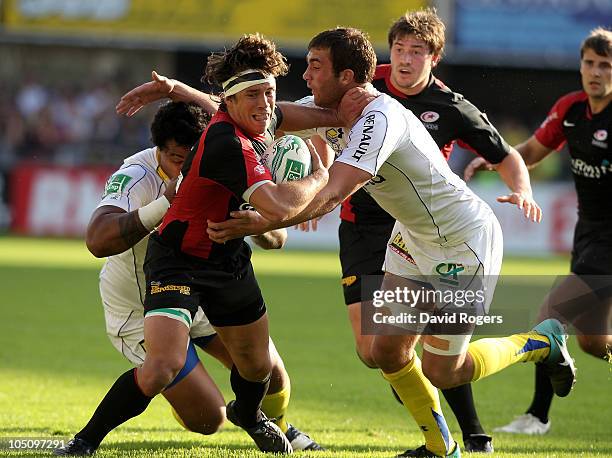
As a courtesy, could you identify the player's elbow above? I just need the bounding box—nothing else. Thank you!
[266,230,287,250]
[85,231,106,258]
[85,227,116,258]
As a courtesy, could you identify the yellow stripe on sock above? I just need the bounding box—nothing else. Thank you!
[382,356,452,456]
[468,332,550,382]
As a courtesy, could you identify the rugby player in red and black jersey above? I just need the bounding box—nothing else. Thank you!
[468,27,612,436]
[55,34,343,456]
[333,9,540,453]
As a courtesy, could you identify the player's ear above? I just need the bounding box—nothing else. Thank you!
[339,68,355,85]
[431,54,441,68]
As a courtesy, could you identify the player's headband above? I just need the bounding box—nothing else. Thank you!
[222,69,275,97]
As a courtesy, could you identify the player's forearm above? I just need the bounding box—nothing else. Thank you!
[261,169,329,222]
[269,185,342,231]
[171,81,219,114]
[496,150,534,196]
[277,102,341,132]
[250,229,287,250]
[86,211,150,258]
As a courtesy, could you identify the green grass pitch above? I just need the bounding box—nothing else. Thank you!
[0,236,610,457]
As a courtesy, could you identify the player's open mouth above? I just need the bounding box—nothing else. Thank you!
[253,113,269,121]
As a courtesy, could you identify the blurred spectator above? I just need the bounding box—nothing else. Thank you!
[1,75,157,168]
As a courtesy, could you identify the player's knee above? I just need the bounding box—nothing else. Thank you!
[142,354,186,393]
[422,364,456,390]
[183,410,225,435]
[356,344,377,368]
[370,341,402,371]
[235,356,272,382]
[576,334,610,359]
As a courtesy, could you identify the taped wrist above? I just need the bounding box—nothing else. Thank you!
[137,196,170,231]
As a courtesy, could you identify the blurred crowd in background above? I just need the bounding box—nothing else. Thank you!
[0,65,568,181]
[2,0,603,250]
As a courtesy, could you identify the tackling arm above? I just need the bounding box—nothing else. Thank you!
[86,206,150,258]
[207,162,371,243]
[249,144,329,222]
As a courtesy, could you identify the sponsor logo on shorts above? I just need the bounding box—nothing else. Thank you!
[150,281,191,295]
[389,232,416,265]
[435,262,465,287]
[103,173,132,197]
[341,275,357,287]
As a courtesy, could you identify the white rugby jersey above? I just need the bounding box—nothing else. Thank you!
[291,95,349,157]
[335,94,494,246]
[97,147,167,313]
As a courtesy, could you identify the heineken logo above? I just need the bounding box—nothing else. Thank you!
[103,173,132,197]
[282,159,306,181]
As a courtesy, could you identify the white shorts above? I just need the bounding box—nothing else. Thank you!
[382,216,503,356]
[101,281,216,366]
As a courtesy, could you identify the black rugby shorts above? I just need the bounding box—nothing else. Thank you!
[338,219,395,305]
[144,233,266,327]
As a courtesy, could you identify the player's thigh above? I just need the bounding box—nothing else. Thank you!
[191,309,233,369]
[143,315,191,370]
[103,306,146,366]
[163,362,225,434]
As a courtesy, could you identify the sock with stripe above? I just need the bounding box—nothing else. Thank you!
[468,332,551,382]
[382,355,453,456]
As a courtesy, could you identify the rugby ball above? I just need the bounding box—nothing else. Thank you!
[262,135,312,184]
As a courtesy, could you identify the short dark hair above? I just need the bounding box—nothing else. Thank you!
[308,27,376,84]
[150,102,210,149]
[388,8,445,56]
[205,33,289,89]
[581,27,612,58]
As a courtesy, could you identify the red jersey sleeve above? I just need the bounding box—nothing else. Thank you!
[534,91,585,151]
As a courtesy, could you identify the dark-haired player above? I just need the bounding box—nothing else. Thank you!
[466,27,612,436]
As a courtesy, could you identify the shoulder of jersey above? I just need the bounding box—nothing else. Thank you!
[121,148,158,176]
[294,95,316,107]
[427,78,466,105]
[555,90,588,107]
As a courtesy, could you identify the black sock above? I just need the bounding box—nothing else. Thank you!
[442,383,485,437]
[230,365,270,428]
[76,368,153,448]
[526,363,553,424]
